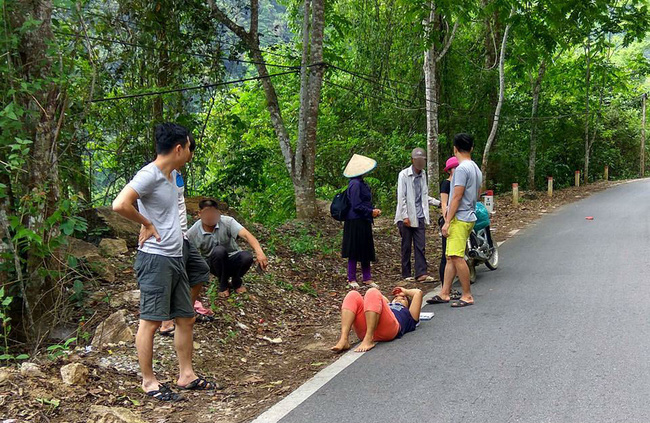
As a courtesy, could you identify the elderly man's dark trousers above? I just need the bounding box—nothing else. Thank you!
[207,246,254,292]
[397,217,427,279]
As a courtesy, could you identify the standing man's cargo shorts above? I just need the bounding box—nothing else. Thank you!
[134,251,195,321]
[446,217,475,258]
[183,238,210,287]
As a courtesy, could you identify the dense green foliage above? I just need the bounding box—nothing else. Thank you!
[16,0,645,223]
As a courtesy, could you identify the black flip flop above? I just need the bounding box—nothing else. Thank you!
[426,295,449,304]
[159,326,175,337]
[145,384,185,402]
[451,300,474,308]
[177,376,221,391]
[195,313,215,323]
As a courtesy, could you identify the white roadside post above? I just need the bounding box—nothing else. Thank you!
[483,189,494,214]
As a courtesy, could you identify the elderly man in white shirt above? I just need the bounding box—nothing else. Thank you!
[394,148,441,283]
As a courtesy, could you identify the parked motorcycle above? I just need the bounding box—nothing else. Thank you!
[466,201,499,284]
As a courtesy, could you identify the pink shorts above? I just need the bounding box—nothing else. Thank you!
[341,288,400,342]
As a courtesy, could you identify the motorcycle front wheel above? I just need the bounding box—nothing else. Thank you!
[469,260,477,284]
[485,246,499,270]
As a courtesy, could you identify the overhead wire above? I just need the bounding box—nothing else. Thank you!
[90,69,301,103]
[53,30,300,69]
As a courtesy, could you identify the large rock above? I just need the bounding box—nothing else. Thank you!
[90,405,146,423]
[66,238,100,259]
[60,362,88,385]
[99,238,128,257]
[81,207,141,248]
[92,310,134,350]
[0,368,13,384]
[20,362,45,378]
[91,257,116,283]
[109,290,140,308]
[65,238,115,282]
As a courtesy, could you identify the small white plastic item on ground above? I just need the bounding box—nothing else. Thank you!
[419,312,435,321]
[262,336,283,344]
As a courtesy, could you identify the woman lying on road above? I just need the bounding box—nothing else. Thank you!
[331,287,423,353]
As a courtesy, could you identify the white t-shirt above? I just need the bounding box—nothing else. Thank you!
[127,163,183,257]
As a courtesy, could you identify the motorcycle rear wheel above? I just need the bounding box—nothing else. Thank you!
[485,246,499,270]
[469,261,477,284]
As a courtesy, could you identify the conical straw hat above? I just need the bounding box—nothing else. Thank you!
[343,154,377,178]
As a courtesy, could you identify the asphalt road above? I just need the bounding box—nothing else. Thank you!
[278,179,650,423]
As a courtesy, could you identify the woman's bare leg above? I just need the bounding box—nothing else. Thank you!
[355,311,379,352]
[331,309,355,352]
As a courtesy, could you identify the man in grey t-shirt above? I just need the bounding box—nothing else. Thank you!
[447,157,482,222]
[432,133,482,308]
[113,123,216,400]
[186,198,268,298]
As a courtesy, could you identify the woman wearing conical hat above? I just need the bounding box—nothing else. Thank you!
[341,154,382,289]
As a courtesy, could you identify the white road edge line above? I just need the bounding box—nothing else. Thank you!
[250,347,364,423]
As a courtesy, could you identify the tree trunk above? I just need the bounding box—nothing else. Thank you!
[424,3,458,196]
[296,0,312,171]
[528,60,546,190]
[642,93,647,178]
[424,18,440,196]
[152,17,169,157]
[209,0,325,220]
[587,53,607,183]
[583,39,591,184]
[480,13,513,189]
[294,0,325,219]
[10,0,61,345]
[483,3,501,134]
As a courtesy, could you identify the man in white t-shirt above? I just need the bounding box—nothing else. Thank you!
[113,123,216,401]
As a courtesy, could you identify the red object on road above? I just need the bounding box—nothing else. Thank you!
[585,216,594,220]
